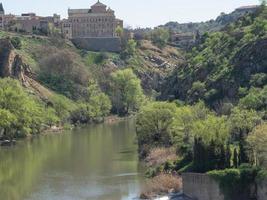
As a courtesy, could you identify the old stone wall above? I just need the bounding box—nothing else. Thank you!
[182,173,224,200]
[71,37,121,52]
[258,180,267,200]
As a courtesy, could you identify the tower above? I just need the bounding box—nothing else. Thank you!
[0,3,4,30]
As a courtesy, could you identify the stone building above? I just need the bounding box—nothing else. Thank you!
[0,3,60,34]
[0,3,4,29]
[63,0,123,39]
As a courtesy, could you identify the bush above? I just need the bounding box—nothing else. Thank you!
[110,68,144,115]
[208,165,261,200]
[140,174,182,199]
[0,78,53,138]
[10,37,22,49]
[151,28,170,48]
[136,102,177,154]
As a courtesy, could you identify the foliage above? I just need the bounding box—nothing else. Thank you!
[229,107,262,138]
[136,102,177,157]
[110,68,144,115]
[0,78,52,138]
[247,123,267,168]
[50,94,76,122]
[161,6,267,108]
[10,37,22,49]
[38,49,90,100]
[70,80,111,123]
[208,165,261,200]
[137,101,232,172]
[150,28,170,48]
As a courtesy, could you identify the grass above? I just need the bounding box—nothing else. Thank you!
[140,173,182,199]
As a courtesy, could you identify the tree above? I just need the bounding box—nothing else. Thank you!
[225,144,232,168]
[151,28,170,48]
[38,49,90,99]
[0,109,17,139]
[229,108,262,138]
[233,148,239,168]
[136,102,177,156]
[251,18,267,37]
[115,26,124,38]
[0,78,48,137]
[192,115,230,145]
[126,39,137,56]
[111,69,144,115]
[86,81,111,120]
[247,123,267,168]
[239,136,250,165]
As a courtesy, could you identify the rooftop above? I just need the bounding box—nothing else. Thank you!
[92,1,107,7]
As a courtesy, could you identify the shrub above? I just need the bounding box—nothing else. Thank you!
[10,37,22,49]
[208,165,261,200]
[140,174,182,199]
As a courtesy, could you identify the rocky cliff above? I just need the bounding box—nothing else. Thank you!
[0,38,52,100]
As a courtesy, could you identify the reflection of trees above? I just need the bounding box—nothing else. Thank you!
[0,134,72,200]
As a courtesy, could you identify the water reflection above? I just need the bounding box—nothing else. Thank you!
[0,120,144,200]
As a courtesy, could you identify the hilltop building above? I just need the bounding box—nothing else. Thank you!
[0,3,60,34]
[62,1,123,52]
[62,0,123,39]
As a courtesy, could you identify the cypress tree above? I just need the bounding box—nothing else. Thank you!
[239,137,249,165]
[233,148,239,168]
[225,144,232,168]
[219,144,226,170]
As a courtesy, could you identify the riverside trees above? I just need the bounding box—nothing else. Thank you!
[136,100,267,173]
[110,68,144,115]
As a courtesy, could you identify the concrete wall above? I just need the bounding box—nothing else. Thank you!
[258,180,267,200]
[182,173,224,200]
[71,37,121,52]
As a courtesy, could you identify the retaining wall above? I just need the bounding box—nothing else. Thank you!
[182,173,224,200]
[258,179,267,200]
[71,37,121,52]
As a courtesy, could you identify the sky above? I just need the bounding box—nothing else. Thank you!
[1,0,260,28]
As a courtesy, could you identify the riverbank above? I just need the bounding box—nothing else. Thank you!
[0,115,133,146]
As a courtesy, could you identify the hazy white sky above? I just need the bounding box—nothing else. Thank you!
[1,0,260,28]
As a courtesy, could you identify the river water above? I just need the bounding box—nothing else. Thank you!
[0,120,146,200]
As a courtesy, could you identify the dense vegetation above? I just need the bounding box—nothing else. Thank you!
[161,5,267,110]
[136,4,267,199]
[0,2,267,199]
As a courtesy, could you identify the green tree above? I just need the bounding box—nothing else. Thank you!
[229,108,262,138]
[151,28,170,48]
[125,39,137,56]
[136,102,177,156]
[0,109,17,139]
[247,123,267,168]
[0,78,47,137]
[233,148,239,168]
[111,69,144,115]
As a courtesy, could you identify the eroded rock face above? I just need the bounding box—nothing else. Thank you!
[0,39,29,84]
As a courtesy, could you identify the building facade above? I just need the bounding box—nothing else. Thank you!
[63,1,123,39]
[0,3,61,34]
[0,3,4,29]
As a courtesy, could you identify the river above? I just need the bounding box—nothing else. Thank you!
[0,120,146,200]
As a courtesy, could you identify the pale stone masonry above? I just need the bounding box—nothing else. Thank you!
[182,173,224,200]
[62,0,123,39]
[0,3,60,34]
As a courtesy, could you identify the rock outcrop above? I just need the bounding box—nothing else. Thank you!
[0,38,52,100]
[0,39,31,85]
